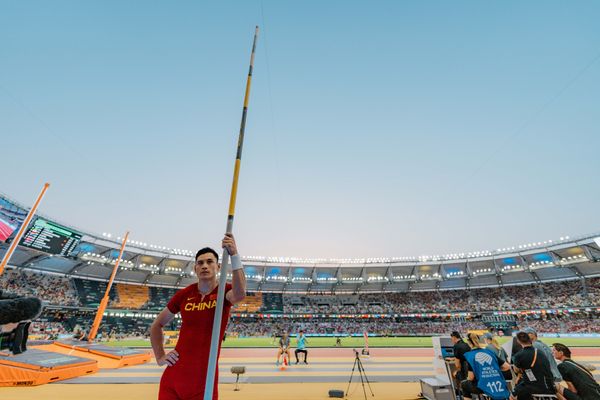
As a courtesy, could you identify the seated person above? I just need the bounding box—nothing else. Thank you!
[484,332,514,380]
[552,343,600,400]
[294,330,308,364]
[511,332,556,400]
[461,333,512,400]
[523,327,562,383]
[451,331,472,382]
[276,331,291,366]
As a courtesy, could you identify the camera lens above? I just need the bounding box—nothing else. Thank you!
[0,322,30,355]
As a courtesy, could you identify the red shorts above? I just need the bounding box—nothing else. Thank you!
[159,364,219,400]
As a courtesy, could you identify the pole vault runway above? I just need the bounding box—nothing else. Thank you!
[57,347,600,385]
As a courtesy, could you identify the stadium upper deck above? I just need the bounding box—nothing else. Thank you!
[1,193,599,293]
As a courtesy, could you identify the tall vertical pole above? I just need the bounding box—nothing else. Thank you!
[0,183,50,276]
[87,231,129,342]
[204,26,258,400]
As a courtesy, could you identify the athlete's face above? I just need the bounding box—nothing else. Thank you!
[194,253,220,281]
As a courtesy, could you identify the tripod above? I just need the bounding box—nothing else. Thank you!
[345,349,374,400]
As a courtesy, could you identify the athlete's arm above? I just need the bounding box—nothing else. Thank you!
[150,307,179,367]
[222,233,246,305]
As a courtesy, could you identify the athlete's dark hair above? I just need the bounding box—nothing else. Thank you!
[516,332,532,345]
[195,247,219,262]
[552,343,571,358]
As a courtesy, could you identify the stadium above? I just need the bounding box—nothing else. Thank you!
[2,2,600,400]
[1,192,600,399]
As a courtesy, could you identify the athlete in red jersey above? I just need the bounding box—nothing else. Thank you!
[151,233,246,400]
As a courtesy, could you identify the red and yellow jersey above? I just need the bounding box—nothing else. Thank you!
[167,283,232,367]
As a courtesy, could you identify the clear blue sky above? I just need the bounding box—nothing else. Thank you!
[1,1,599,258]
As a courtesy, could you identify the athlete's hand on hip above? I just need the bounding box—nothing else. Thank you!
[222,233,238,256]
[157,350,179,367]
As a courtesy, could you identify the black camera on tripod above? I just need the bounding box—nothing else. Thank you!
[346,348,374,399]
[0,321,31,355]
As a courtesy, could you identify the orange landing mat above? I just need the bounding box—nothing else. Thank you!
[0,349,98,387]
[50,340,151,368]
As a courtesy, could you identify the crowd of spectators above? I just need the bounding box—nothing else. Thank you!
[1,267,599,314]
[0,268,79,306]
[283,278,600,314]
[225,318,487,337]
[2,267,600,339]
[26,312,600,339]
[29,321,69,339]
[226,314,600,337]
[514,314,600,334]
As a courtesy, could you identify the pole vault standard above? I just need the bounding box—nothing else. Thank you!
[0,183,50,276]
[87,231,129,342]
[203,26,259,400]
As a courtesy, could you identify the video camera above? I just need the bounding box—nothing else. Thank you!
[0,289,43,355]
[353,348,369,357]
[0,322,31,355]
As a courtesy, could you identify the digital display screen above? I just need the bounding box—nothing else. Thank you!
[0,198,27,242]
[20,218,82,257]
[441,347,455,358]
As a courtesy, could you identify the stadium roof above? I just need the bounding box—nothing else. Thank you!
[1,193,600,293]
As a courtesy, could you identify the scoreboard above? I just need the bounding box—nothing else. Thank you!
[20,218,82,257]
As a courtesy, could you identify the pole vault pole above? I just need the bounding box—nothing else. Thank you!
[87,231,129,342]
[0,183,50,276]
[204,26,258,400]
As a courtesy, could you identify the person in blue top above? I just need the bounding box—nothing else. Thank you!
[295,330,308,364]
[461,333,512,400]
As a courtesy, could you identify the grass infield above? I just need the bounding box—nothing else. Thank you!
[107,336,600,348]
